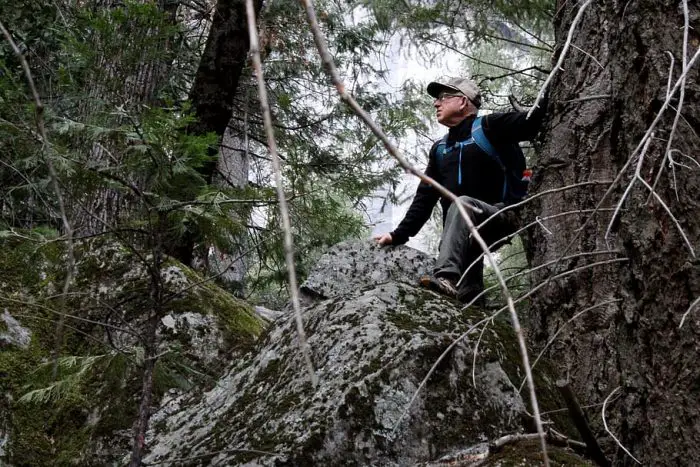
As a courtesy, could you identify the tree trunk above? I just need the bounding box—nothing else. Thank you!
[170,0,263,265]
[71,0,179,235]
[188,0,263,184]
[526,1,700,464]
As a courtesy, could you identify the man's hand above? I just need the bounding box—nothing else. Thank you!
[374,233,393,246]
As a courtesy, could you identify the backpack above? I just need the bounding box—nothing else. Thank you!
[436,116,531,204]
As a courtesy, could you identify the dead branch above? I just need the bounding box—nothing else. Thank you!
[602,387,641,464]
[299,0,549,459]
[647,0,690,201]
[679,296,700,328]
[605,134,695,257]
[528,0,593,119]
[246,0,317,387]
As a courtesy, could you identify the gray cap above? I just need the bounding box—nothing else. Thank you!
[427,77,482,108]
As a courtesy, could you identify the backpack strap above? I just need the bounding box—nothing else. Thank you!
[471,116,505,170]
[436,133,473,186]
[472,116,509,200]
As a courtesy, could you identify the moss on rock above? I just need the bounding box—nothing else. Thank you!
[0,233,266,464]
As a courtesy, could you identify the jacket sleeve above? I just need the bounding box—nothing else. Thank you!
[482,95,548,143]
[390,142,441,245]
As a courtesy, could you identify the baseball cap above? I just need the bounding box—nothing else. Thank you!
[427,77,482,108]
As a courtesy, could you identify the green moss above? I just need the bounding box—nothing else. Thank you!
[168,260,265,350]
[0,234,266,464]
[482,313,578,439]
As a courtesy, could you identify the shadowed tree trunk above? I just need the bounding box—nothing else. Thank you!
[71,0,179,235]
[525,0,700,464]
[188,0,263,184]
[170,0,263,265]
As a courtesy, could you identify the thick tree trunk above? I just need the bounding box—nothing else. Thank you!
[170,0,262,265]
[526,1,700,464]
[188,0,263,184]
[71,1,179,235]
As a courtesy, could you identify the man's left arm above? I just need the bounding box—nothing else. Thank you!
[482,96,549,143]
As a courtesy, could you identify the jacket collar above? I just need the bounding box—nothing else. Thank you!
[446,114,477,144]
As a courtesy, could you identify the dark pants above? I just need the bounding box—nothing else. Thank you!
[434,196,518,301]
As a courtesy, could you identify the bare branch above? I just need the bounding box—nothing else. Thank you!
[0,19,77,379]
[528,0,593,119]
[606,135,695,257]
[602,387,642,464]
[246,0,318,388]
[679,296,700,328]
[647,0,690,202]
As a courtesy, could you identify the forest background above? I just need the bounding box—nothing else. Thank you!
[0,0,698,465]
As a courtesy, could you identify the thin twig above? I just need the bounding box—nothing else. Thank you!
[300,0,548,460]
[560,94,611,104]
[605,136,654,247]
[459,209,617,285]
[679,297,700,328]
[602,387,642,464]
[0,20,76,379]
[245,0,318,388]
[647,0,689,202]
[571,43,604,69]
[606,134,695,257]
[462,258,629,313]
[528,0,593,119]
[464,252,622,308]
[472,320,491,388]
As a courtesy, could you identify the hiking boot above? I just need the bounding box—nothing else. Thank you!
[419,274,458,299]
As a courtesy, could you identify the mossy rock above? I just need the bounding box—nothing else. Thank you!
[0,232,266,464]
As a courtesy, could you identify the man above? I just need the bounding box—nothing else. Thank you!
[374,77,546,304]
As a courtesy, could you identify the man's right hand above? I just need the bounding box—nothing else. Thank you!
[374,233,393,246]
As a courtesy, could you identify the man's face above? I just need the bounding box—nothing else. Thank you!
[433,92,472,127]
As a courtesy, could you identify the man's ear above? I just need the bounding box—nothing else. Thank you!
[459,97,469,112]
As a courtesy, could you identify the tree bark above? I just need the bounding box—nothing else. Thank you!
[188,0,263,184]
[71,0,179,235]
[169,0,262,265]
[526,1,700,464]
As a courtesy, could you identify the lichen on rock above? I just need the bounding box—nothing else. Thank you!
[0,233,266,464]
[144,240,580,465]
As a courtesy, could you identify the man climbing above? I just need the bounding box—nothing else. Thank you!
[374,77,547,304]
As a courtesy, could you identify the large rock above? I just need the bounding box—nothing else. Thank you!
[144,240,556,465]
[0,234,266,465]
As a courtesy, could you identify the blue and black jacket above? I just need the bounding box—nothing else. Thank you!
[390,106,546,245]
